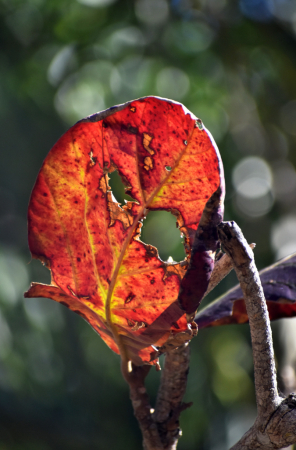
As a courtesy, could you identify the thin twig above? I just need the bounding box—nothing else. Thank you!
[122,362,164,450]
[154,344,192,449]
[122,344,191,450]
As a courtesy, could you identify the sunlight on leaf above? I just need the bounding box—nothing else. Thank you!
[25,97,223,365]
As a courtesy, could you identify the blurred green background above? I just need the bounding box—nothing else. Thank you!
[1,0,296,448]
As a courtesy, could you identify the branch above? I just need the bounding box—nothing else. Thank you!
[218,221,296,450]
[122,363,164,450]
[122,345,191,450]
[218,221,279,418]
[154,343,192,449]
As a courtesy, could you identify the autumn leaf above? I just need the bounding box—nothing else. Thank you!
[24,96,224,365]
[195,252,296,328]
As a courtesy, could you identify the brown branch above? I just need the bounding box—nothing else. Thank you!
[154,343,192,449]
[218,222,278,418]
[122,362,164,450]
[218,221,296,450]
[122,345,191,450]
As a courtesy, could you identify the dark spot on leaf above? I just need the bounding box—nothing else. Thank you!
[145,245,158,259]
[77,257,81,262]
[125,293,136,304]
[127,124,138,134]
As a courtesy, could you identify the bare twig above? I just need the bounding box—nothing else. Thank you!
[154,344,192,449]
[122,363,164,450]
[218,221,296,450]
[122,345,191,450]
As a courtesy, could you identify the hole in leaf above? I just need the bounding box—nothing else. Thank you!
[108,170,133,205]
[141,210,185,262]
[165,166,172,171]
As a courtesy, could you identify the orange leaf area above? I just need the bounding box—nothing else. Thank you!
[25,96,223,365]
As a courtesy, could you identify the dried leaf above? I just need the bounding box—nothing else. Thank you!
[195,253,296,328]
[178,186,224,316]
[24,96,223,365]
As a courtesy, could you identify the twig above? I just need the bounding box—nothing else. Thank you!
[122,363,163,450]
[154,343,192,449]
[218,221,296,450]
[122,345,191,450]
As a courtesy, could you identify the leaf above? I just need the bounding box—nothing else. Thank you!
[195,253,296,329]
[24,96,223,365]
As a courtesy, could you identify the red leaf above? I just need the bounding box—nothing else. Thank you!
[195,253,296,328]
[25,97,224,365]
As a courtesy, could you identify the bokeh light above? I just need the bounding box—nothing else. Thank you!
[271,215,296,260]
[55,70,106,123]
[156,66,189,100]
[135,0,169,25]
[77,0,118,6]
[232,157,274,217]
[280,100,296,136]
